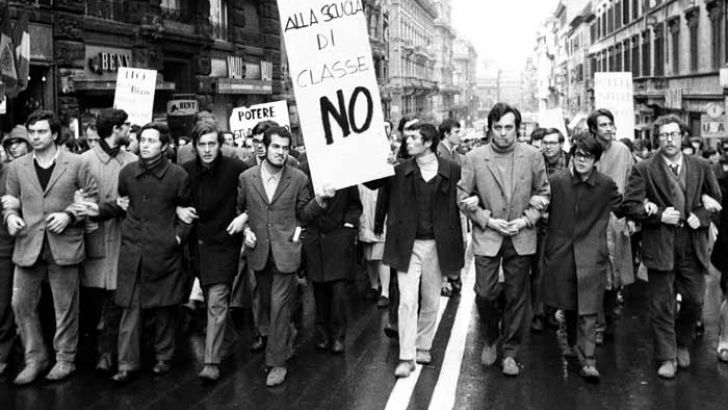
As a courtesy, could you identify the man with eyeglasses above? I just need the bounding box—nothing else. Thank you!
[623,115,721,379]
[587,108,635,345]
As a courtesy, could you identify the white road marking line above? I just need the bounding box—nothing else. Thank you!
[427,262,476,410]
[384,295,449,410]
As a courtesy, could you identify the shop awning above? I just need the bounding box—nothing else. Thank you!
[73,80,176,92]
[216,78,272,95]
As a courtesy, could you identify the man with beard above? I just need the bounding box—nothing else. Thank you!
[76,108,137,373]
[4,110,98,384]
[0,125,31,376]
[236,126,331,386]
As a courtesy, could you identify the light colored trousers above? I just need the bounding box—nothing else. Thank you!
[397,239,441,361]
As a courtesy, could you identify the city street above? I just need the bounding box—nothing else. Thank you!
[2,262,728,410]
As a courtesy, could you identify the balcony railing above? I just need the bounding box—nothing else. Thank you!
[85,0,127,23]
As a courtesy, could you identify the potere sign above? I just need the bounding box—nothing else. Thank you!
[229,100,291,139]
[277,0,393,192]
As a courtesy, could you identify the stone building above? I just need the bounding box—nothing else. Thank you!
[431,0,457,122]
[452,36,477,124]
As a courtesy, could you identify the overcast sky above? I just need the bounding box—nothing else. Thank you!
[451,0,560,74]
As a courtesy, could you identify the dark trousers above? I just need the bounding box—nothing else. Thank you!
[474,237,532,358]
[98,290,122,359]
[117,278,177,371]
[647,228,705,362]
[530,226,546,317]
[255,259,297,368]
[564,310,598,367]
[388,267,399,327]
[313,280,347,343]
[0,257,15,364]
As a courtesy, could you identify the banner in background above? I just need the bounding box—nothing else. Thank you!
[594,72,635,140]
[229,100,290,139]
[277,0,393,191]
[113,67,157,126]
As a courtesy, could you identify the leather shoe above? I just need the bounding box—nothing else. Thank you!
[394,360,415,378]
[657,360,677,379]
[481,343,497,366]
[111,370,136,384]
[331,340,345,354]
[250,335,266,352]
[266,366,287,387]
[45,361,76,381]
[198,364,220,382]
[677,347,691,369]
[13,361,48,385]
[152,360,171,375]
[501,357,520,377]
[580,365,600,382]
[96,354,113,373]
[416,349,431,365]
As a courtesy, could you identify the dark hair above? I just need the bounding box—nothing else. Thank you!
[190,120,222,146]
[702,147,717,159]
[130,124,141,135]
[193,111,216,125]
[26,110,61,142]
[619,138,635,153]
[410,123,440,153]
[397,116,414,134]
[139,122,172,146]
[96,108,128,139]
[571,134,604,161]
[652,115,685,140]
[530,128,546,142]
[587,108,615,134]
[263,126,292,148]
[681,140,695,154]
[252,120,279,137]
[487,103,522,136]
[542,128,564,143]
[438,118,461,139]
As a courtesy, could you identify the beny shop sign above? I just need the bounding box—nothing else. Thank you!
[278,0,393,192]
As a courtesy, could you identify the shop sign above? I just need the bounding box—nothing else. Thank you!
[167,99,199,116]
[85,46,133,79]
[665,88,682,110]
[277,0,393,191]
[227,56,245,79]
[701,114,727,138]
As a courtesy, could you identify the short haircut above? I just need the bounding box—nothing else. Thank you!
[252,120,279,137]
[439,118,461,138]
[190,120,222,146]
[26,109,61,140]
[587,108,615,134]
[263,126,292,148]
[130,124,141,135]
[571,134,604,161]
[487,103,522,136]
[652,115,685,139]
[542,128,564,143]
[193,111,216,124]
[702,147,717,159]
[397,116,414,134]
[139,122,172,146]
[410,123,440,153]
[530,128,547,142]
[96,108,128,139]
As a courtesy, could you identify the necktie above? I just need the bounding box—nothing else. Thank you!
[669,163,679,176]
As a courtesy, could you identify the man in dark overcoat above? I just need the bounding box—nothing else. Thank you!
[179,120,248,381]
[542,136,623,381]
[111,122,192,382]
[623,115,721,379]
[300,159,362,354]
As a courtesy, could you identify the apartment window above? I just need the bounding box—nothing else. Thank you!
[609,47,616,71]
[624,40,631,72]
[709,4,722,70]
[601,12,607,37]
[591,21,597,43]
[654,23,664,76]
[642,31,651,77]
[590,55,597,78]
[668,18,679,74]
[608,6,614,34]
[210,0,228,41]
[577,63,584,81]
[632,36,640,77]
[597,15,602,38]
[615,1,622,29]
[632,0,639,20]
[687,8,699,72]
[623,0,630,24]
[616,45,623,71]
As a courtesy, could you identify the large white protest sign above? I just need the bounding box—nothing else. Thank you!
[278,0,393,192]
[229,100,290,138]
[113,67,157,126]
[594,72,635,140]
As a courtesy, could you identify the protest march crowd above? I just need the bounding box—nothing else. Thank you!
[1,100,728,391]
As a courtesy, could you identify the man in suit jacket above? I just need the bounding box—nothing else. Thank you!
[624,115,721,379]
[457,103,550,377]
[235,126,329,387]
[3,110,98,384]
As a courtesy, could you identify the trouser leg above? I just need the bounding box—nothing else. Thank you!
[313,282,331,343]
[577,314,598,367]
[416,241,441,351]
[12,264,47,365]
[330,280,348,342]
[250,265,269,337]
[0,257,16,363]
[117,280,141,371]
[265,270,296,367]
[530,229,544,316]
[674,270,705,348]
[647,269,677,362]
[564,309,578,348]
[153,306,176,362]
[378,263,390,298]
[204,284,231,365]
[47,264,80,363]
[98,290,122,358]
[397,249,422,361]
[388,268,399,326]
[474,253,504,347]
[499,239,531,359]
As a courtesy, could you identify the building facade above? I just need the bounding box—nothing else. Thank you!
[452,36,478,124]
[431,0,458,122]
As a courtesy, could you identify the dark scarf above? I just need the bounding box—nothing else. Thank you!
[99,137,121,158]
[140,152,164,172]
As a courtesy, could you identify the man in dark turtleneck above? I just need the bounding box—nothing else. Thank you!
[78,108,137,374]
[458,103,550,377]
[110,122,192,383]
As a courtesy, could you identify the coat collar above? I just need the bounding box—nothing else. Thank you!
[188,154,223,178]
[402,155,452,180]
[569,166,599,186]
[133,155,171,180]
